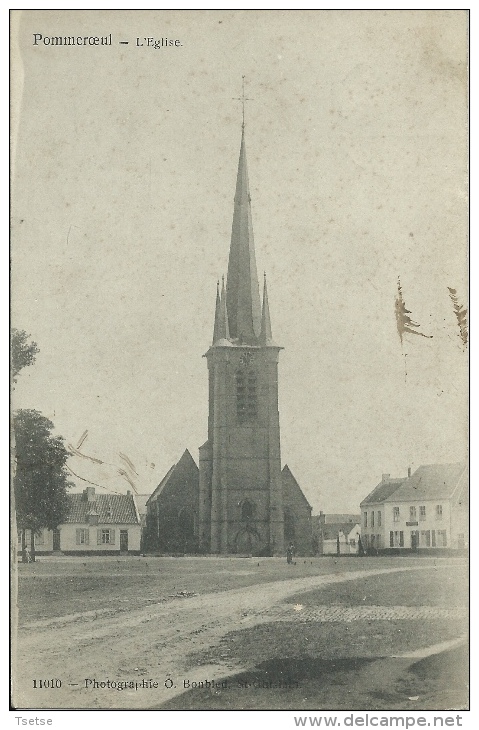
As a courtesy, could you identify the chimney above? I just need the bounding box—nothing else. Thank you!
[408,467,412,478]
[382,473,390,483]
[127,490,131,495]
[83,487,96,502]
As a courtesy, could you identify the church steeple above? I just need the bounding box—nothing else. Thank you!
[226,128,262,344]
[259,272,275,346]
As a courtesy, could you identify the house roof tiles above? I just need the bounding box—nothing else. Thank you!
[65,492,139,524]
[361,463,467,506]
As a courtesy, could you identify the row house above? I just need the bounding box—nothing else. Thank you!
[360,463,468,553]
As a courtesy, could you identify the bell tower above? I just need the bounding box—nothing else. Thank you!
[198,126,284,555]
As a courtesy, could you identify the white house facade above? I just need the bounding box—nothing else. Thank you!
[20,487,142,555]
[360,463,468,553]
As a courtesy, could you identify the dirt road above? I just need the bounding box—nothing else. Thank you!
[14,564,441,709]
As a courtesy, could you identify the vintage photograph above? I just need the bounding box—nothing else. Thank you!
[10,9,468,711]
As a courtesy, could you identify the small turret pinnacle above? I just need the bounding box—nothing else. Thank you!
[259,272,274,346]
[213,276,230,344]
[212,280,221,345]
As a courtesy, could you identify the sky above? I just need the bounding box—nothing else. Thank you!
[11,9,468,513]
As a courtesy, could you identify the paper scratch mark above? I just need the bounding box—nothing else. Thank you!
[447,287,468,349]
[119,452,139,476]
[67,442,104,465]
[395,277,432,346]
[76,429,88,450]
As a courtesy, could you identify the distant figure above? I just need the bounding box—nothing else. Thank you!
[24,547,32,563]
[286,542,295,564]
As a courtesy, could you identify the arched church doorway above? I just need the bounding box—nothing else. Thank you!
[234,527,260,555]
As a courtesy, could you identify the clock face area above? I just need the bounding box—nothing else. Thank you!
[239,351,255,368]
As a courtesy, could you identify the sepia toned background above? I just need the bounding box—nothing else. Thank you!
[11,9,468,513]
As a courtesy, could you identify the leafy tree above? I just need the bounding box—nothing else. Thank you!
[11,329,39,384]
[14,409,72,562]
[11,329,40,570]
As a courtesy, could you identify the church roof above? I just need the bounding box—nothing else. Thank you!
[225,128,262,344]
[282,464,313,511]
[146,449,199,504]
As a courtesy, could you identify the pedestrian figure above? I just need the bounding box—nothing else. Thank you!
[286,542,295,564]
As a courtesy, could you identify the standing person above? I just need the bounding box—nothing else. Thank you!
[286,542,295,564]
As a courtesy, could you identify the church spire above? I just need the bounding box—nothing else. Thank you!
[212,280,221,344]
[213,276,230,344]
[259,272,275,346]
[226,127,262,344]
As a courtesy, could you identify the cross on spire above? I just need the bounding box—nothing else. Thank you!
[233,76,253,129]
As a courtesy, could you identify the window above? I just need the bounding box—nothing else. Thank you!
[393,507,400,522]
[241,500,254,521]
[390,531,403,548]
[377,511,382,527]
[76,528,89,545]
[284,508,295,542]
[437,530,447,547]
[409,506,417,521]
[431,530,436,547]
[371,511,375,528]
[236,369,257,423]
[363,512,368,528]
[419,506,426,521]
[420,530,431,547]
[98,529,115,545]
[435,505,443,520]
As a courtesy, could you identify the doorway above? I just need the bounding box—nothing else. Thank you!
[52,529,61,551]
[120,530,128,552]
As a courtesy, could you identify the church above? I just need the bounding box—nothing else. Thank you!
[145,125,312,557]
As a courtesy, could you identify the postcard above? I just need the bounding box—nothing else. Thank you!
[10,9,469,713]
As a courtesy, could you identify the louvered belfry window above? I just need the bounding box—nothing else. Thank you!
[236,369,257,423]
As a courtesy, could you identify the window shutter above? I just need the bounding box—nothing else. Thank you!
[110,529,115,545]
[97,529,102,545]
[399,531,404,547]
[389,531,394,547]
[76,529,81,545]
[85,529,89,545]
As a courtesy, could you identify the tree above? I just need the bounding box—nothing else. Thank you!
[11,329,39,384]
[14,409,72,562]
